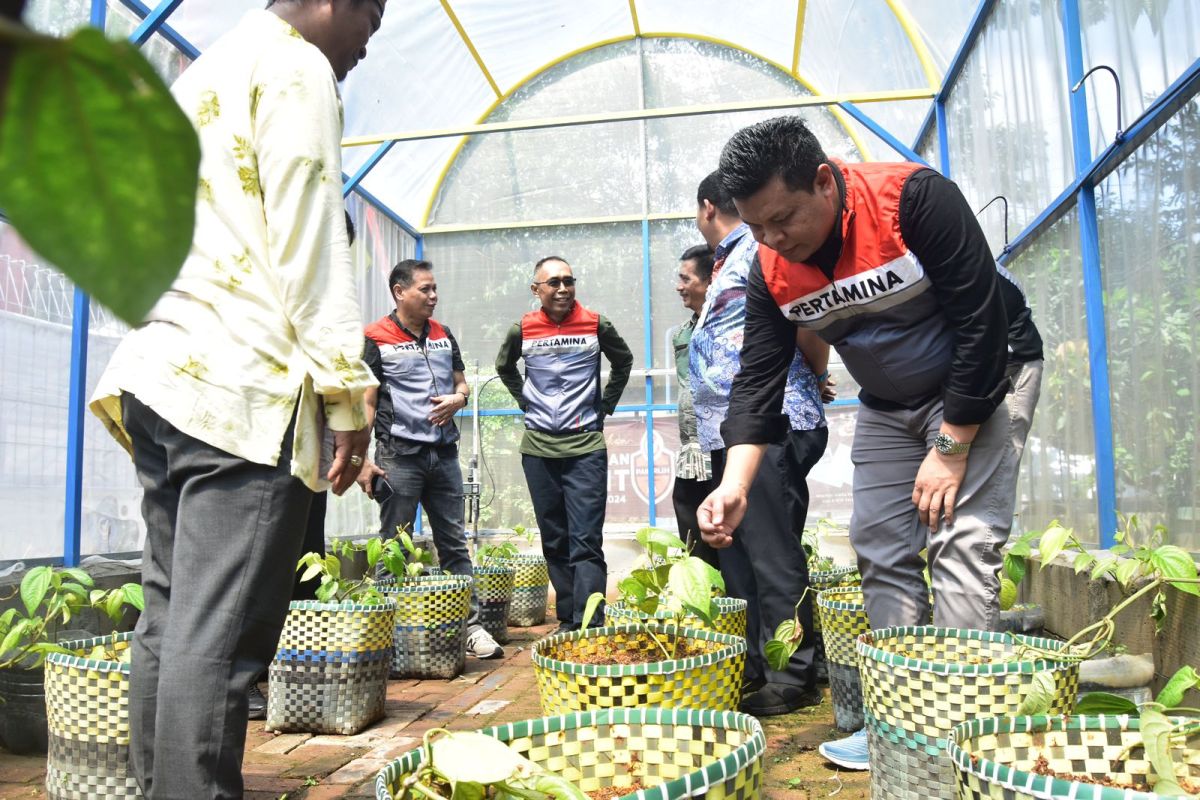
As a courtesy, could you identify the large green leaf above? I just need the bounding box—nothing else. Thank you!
[636,527,686,558]
[0,25,199,325]
[1075,691,1139,715]
[1036,523,1071,567]
[1149,545,1200,596]
[19,565,51,616]
[1140,707,1190,796]
[668,558,716,623]
[1017,671,1058,716]
[430,732,532,784]
[1004,552,1027,586]
[1155,666,1200,709]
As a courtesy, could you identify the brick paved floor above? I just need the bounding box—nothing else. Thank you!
[0,619,870,798]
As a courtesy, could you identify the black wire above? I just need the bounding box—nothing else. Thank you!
[469,375,506,511]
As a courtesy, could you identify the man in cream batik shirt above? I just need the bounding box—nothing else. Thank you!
[89,1,387,796]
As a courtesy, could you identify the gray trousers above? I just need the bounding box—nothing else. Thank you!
[849,387,1024,632]
[123,394,311,799]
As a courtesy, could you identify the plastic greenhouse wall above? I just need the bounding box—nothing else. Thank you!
[3,0,1199,560]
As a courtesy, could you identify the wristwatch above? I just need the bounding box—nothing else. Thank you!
[934,432,971,456]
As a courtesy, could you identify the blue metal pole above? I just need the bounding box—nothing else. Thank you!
[63,0,111,567]
[129,0,185,46]
[935,99,951,178]
[1061,0,1117,547]
[118,0,199,58]
[641,219,656,526]
[342,141,397,198]
[415,235,424,261]
[836,102,927,165]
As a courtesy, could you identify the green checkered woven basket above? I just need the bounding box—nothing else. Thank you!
[44,632,140,799]
[604,596,748,639]
[381,574,472,679]
[490,554,549,627]
[816,587,869,732]
[856,626,1080,800]
[473,565,515,645]
[266,600,396,735]
[949,715,1200,799]
[374,707,765,799]
[532,624,746,715]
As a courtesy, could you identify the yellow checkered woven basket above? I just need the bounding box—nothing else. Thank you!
[857,626,1080,800]
[267,600,396,735]
[604,597,748,639]
[949,715,1200,799]
[490,554,549,627]
[44,632,141,799]
[381,574,472,679]
[532,624,746,714]
[816,587,869,731]
[473,565,515,644]
[375,707,765,799]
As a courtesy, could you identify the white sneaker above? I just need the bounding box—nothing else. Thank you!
[466,627,504,659]
[818,728,870,771]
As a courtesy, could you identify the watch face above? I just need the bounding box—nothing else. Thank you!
[935,433,955,454]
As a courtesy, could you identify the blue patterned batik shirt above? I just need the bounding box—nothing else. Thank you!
[689,223,826,453]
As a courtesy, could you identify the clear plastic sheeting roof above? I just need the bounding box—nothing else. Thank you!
[149,0,976,228]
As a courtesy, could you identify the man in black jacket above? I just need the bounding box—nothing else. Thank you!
[698,115,1043,637]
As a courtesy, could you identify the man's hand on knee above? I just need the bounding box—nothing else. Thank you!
[912,449,968,532]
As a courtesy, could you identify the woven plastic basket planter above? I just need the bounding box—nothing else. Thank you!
[381,574,472,679]
[949,715,1200,800]
[472,565,515,645]
[532,624,746,715]
[856,626,1080,800]
[44,632,140,799]
[490,554,549,627]
[375,707,766,799]
[266,599,395,735]
[604,596,748,639]
[816,586,869,732]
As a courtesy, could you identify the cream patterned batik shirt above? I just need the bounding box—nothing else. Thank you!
[90,10,377,491]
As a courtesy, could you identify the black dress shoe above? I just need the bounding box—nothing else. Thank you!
[738,682,822,717]
[740,676,767,699]
[247,683,267,720]
[553,622,577,635]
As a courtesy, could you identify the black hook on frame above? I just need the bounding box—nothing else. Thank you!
[975,195,1010,254]
[1071,64,1125,143]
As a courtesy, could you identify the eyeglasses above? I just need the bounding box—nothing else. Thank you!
[534,277,577,288]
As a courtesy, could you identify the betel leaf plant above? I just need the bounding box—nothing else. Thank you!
[394,728,587,800]
[764,587,816,672]
[0,566,144,668]
[1014,518,1200,795]
[474,523,533,567]
[297,536,432,603]
[580,527,725,661]
[0,9,200,325]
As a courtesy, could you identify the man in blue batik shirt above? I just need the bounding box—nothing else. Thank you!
[690,170,833,717]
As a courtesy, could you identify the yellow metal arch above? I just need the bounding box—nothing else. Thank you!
[419,33,885,229]
[885,0,942,92]
[438,0,501,98]
[791,0,807,76]
[627,0,641,36]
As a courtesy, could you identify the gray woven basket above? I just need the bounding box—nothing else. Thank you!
[381,574,472,679]
[490,554,549,627]
[266,599,395,735]
[44,633,140,799]
[473,565,515,644]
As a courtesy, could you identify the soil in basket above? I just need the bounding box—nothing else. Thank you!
[561,638,710,665]
[1027,753,1200,795]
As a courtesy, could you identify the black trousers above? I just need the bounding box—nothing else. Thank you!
[712,427,829,688]
[672,475,720,569]
[123,394,311,799]
[522,450,608,629]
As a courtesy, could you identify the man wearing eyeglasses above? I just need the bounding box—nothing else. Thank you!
[495,256,634,632]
